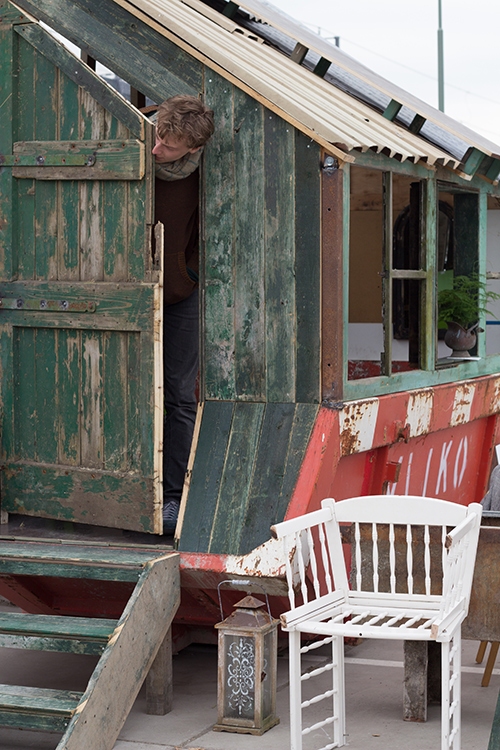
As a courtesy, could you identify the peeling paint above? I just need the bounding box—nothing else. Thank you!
[226,537,286,579]
[339,398,379,454]
[492,377,500,414]
[406,389,433,437]
[451,383,475,426]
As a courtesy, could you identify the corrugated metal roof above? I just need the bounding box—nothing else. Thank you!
[115,0,494,172]
[237,0,500,160]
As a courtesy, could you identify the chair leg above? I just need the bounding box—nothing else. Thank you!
[482,642,500,688]
[289,630,303,750]
[441,630,462,750]
[332,634,346,747]
[477,640,488,664]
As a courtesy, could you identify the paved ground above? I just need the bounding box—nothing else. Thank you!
[0,602,498,750]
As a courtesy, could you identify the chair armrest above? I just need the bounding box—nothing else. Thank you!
[431,599,466,640]
[445,509,480,549]
[281,590,346,630]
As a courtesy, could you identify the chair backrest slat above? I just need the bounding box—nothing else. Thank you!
[424,524,431,596]
[372,523,379,593]
[354,522,362,591]
[307,527,321,599]
[406,524,414,595]
[296,531,309,605]
[318,522,333,594]
[389,523,396,594]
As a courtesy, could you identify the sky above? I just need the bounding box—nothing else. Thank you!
[268,0,500,148]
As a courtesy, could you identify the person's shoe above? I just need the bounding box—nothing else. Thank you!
[162,500,180,535]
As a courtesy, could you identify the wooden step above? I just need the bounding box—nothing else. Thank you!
[0,613,117,654]
[0,684,83,732]
[0,539,165,581]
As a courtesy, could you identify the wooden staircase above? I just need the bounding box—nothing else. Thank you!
[0,538,180,749]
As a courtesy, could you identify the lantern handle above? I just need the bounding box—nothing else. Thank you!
[217,579,273,621]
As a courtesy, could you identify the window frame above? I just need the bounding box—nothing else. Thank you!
[343,152,496,401]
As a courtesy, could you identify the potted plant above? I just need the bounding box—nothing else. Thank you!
[438,274,500,357]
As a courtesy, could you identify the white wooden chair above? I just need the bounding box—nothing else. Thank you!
[271,495,482,750]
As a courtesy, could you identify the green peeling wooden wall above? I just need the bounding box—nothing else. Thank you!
[2,0,322,552]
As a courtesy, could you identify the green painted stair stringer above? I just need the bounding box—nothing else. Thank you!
[0,543,180,749]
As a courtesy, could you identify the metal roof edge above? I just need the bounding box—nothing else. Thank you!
[233,0,500,159]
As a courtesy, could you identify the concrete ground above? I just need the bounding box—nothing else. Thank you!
[0,599,498,750]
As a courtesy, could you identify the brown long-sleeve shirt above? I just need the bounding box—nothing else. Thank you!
[155,169,199,306]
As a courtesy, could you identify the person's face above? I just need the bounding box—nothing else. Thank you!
[152,131,199,164]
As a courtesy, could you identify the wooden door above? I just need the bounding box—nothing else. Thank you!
[0,16,163,532]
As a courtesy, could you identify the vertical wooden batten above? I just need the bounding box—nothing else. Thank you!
[321,154,344,406]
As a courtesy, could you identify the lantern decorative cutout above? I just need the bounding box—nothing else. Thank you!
[214,593,280,735]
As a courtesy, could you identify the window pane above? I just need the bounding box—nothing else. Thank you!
[486,197,500,355]
[348,166,383,380]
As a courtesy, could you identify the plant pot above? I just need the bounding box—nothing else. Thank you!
[443,321,479,358]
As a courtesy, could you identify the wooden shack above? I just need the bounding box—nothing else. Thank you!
[1,0,500,634]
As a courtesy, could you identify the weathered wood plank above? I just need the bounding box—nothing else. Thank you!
[264,111,296,402]
[33,47,58,281]
[209,402,265,554]
[127,121,152,282]
[0,20,14,280]
[58,69,80,281]
[0,612,115,637]
[81,331,103,468]
[274,402,318,517]
[0,280,156,330]
[104,182,128,280]
[0,612,116,654]
[0,311,152,332]
[15,21,146,139]
[0,2,32,24]
[14,34,36,280]
[203,70,236,401]
[138,331,156,484]
[59,552,179,750]
[0,464,156,533]
[0,540,157,578]
[34,328,58,463]
[127,331,142,472]
[57,329,81,466]
[0,539,167,566]
[295,132,321,403]
[0,684,81,732]
[178,400,234,552]
[79,181,104,281]
[321,158,344,404]
[145,627,173,715]
[11,142,145,180]
[240,403,296,552]
[242,402,317,553]
[13,327,36,460]
[14,0,202,104]
[0,324,14,461]
[234,90,266,401]
[103,331,127,472]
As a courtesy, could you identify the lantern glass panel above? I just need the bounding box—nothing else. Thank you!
[223,634,256,720]
[262,630,273,717]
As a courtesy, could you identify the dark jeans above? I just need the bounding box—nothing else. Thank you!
[163,288,199,505]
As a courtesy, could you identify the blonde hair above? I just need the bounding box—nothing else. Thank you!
[156,95,214,149]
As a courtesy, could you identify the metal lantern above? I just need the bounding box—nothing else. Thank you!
[214,590,280,735]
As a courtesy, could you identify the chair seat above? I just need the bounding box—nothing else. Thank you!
[291,603,442,641]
